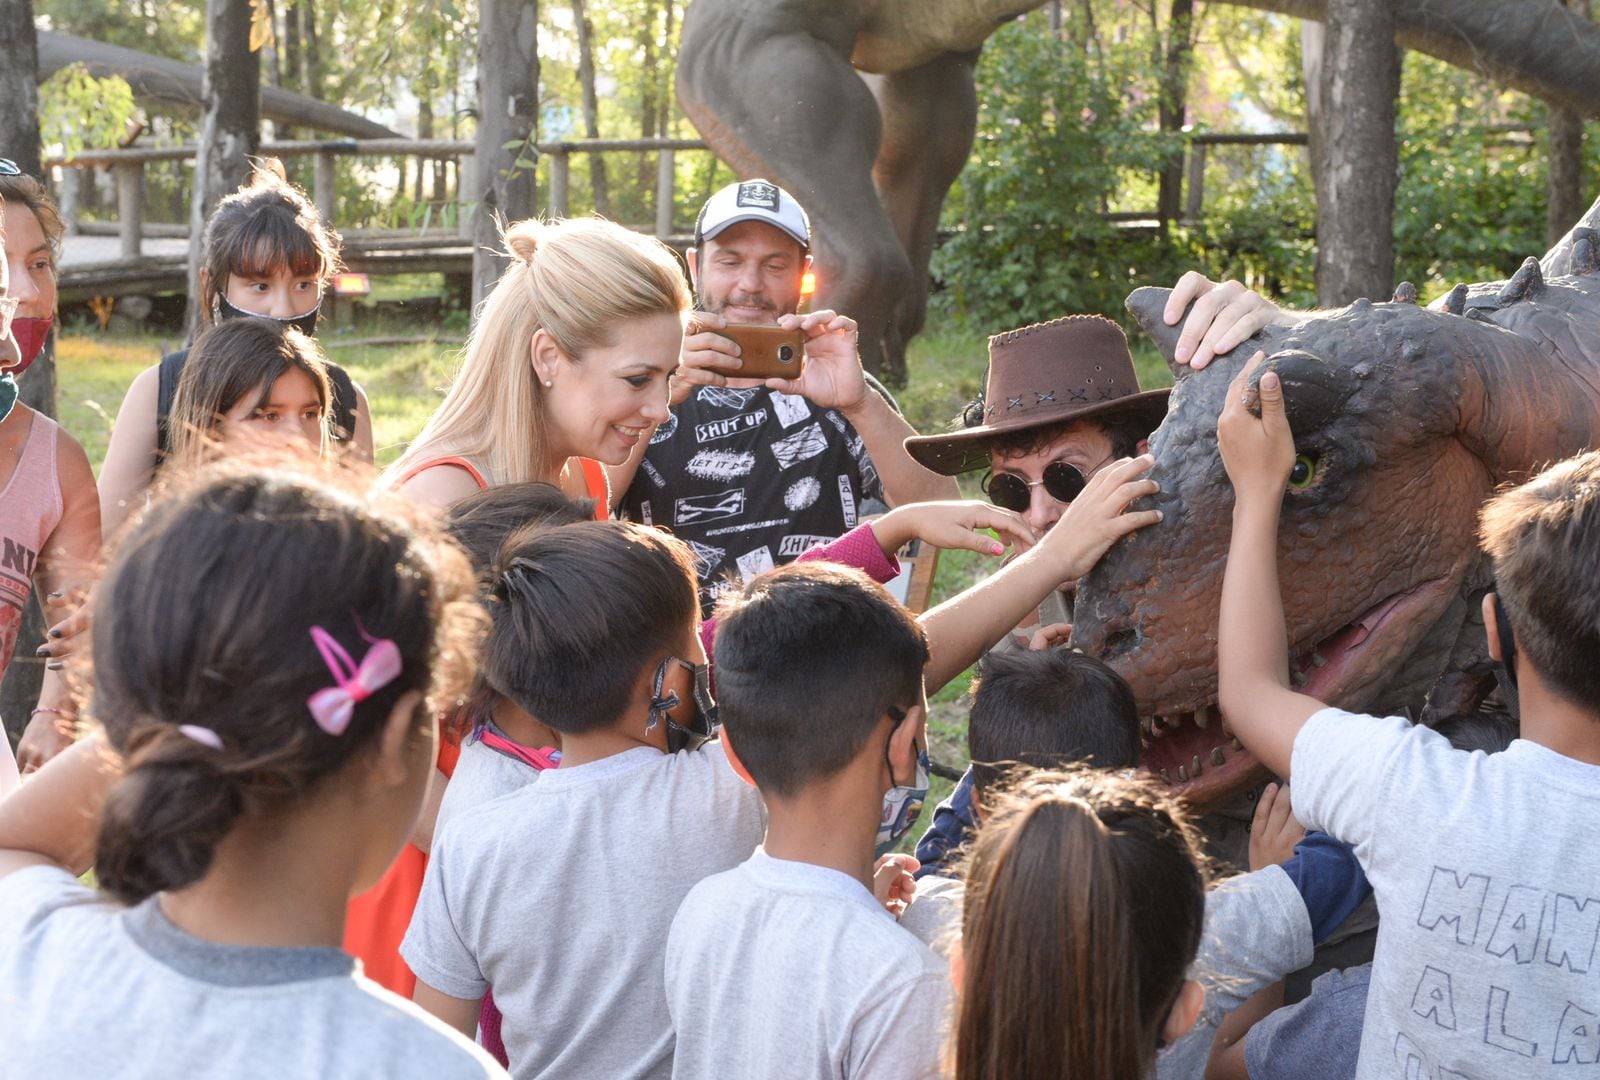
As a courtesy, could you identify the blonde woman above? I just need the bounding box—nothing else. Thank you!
[354,216,690,1004]
[388,216,692,513]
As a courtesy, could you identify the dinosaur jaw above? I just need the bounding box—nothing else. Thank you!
[1140,580,1449,809]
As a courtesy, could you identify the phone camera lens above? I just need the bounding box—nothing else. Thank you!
[778,345,795,363]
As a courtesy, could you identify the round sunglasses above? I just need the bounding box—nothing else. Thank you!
[982,459,1092,512]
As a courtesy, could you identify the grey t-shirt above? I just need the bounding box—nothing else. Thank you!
[0,865,504,1079]
[665,850,950,1080]
[435,728,545,835]
[1246,963,1372,1080]
[402,742,765,1079]
[895,872,963,959]
[1155,864,1314,1080]
[1292,708,1600,1079]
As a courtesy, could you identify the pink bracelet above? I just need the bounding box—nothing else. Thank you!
[29,707,68,719]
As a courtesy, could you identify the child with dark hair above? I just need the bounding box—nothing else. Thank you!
[0,464,501,1077]
[666,563,948,1080]
[1218,355,1600,1077]
[402,520,764,1078]
[952,767,1208,1080]
[914,648,1142,877]
[99,161,372,534]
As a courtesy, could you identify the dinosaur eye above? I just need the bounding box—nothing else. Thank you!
[1289,454,1318,489]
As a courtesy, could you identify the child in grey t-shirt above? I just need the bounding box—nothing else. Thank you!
[402,522,763,1078]
[0,468,504,1079]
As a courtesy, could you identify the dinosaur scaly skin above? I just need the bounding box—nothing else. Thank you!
[1070,207,1600,810]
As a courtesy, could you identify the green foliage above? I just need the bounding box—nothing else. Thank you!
[932,12,1181,329]
[37,64,139,159]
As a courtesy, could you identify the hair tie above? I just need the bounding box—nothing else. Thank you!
[306,625,402,736]
[178,725,224,750]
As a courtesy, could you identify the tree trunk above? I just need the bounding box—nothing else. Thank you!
[1313,0,1399,305]
[0,0,49,744]
[299,0,323,101]
[280,0,302,140]
[570,0,610,216]
[637,0,659,195]
[186,0,263,336]
[1547,0,1591,246]
[1157,0,1195,232]
[416,100,433,204]
[472,0,538,306]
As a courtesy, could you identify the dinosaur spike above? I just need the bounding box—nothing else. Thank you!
[1443,283,1469,315]
[1497,257,1545,307]
[1573,227,1599,275]
[1392,281,1419,305]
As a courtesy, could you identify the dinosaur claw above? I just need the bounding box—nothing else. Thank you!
[1497,256,1544,307]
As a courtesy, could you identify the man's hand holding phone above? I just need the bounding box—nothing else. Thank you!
[671,311,746,404]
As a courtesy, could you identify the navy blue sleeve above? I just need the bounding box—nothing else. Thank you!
[1280,831,1372,945]
[913,768,976,879]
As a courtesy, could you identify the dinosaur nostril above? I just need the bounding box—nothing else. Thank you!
[1100,628,1140,661]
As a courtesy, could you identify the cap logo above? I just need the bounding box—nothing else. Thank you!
[736,181,780,210]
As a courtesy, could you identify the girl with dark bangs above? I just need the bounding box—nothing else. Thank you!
[98,161,374,536]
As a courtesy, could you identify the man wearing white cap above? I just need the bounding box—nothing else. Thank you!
[617,179,957,612]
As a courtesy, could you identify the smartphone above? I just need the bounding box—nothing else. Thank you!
[713,324,806,380]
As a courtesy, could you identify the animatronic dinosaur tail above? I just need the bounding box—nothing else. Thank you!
[1070,196,1600,810]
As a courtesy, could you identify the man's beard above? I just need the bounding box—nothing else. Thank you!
[702,291,785,322]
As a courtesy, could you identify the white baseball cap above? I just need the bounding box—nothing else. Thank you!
[694,179,811,250]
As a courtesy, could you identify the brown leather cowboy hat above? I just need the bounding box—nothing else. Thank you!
[904,315,1169,476]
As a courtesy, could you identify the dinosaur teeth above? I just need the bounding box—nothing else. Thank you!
[1141,716,1155,735]
[1291,669,1308,688]
[1194,705,1213,729]
[1232,737,1243,751]
[1177,764,1189,782]
[1160,768,1172,784]
[1211,746,1226,767]
[1191,755,1203,777]
[1310,651,1328,669]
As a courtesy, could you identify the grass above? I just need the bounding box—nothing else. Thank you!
[54,317,1176,825]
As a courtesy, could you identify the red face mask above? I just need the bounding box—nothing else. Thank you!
[7,316,53,375]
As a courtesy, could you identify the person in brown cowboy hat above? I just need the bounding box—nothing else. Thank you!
[906,314,1168,549]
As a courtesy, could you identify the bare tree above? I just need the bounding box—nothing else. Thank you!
[185,0,262,336]
[472,0,538,305]
[1313,0,1399,304]
[1548,0,1592,245]
[571,0,610,216]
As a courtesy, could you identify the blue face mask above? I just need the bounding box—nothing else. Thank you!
[875,707,930,858]
[217,292,322,337]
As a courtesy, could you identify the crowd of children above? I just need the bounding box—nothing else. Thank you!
[0,154,1596,1080]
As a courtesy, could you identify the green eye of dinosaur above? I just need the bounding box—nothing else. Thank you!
[1289,454,1318,489]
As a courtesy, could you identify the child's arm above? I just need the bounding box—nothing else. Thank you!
[0,733,119,881]
[412,981,482,1039]
[920,456,1161,695]
[1215,357,1325,779]
[17,430,103,772]
[97,364,162,536]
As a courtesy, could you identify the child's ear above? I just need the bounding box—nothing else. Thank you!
[1161,979,1205,1043]
[719,728,757,788]
[1483,593,1503,662]
[888,704,925,777]
[373,690,428,789]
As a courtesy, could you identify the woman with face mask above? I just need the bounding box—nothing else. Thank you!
[97,161,375,536]
[0,162,103,778]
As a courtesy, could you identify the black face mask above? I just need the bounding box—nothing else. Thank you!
[647,656,719,754]
[216,293,322,337]
[1493,592,1518,689]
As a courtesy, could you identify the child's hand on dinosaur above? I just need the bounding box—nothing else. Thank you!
[1218,351,1296,502]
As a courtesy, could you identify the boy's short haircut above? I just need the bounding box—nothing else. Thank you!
[1479,450,1600,711]
[444,481,595,576]
[967,649,1140,793]
[1430,705,1518,756]
[485,520,699,734]
[713,562,930,799]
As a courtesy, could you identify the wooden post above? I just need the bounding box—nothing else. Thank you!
[59,167,80,235]
[1183,142,1206,222]
[313,148,336,224]
[549,150,569,217]
[655,147,674,238]
[115,161,144,258]
[456,152,476,237]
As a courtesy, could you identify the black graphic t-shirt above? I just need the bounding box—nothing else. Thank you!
[621,384,887,613]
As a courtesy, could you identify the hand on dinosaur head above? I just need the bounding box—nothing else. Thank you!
[1163,272,1296,371]
[1217,352,1295,502]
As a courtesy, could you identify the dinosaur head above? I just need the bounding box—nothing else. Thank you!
[1071,277,1600,808]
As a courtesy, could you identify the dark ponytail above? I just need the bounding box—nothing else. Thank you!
[90,463,481,903]
[954,767,1207,1080]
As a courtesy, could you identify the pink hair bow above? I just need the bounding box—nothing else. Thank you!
[306,625,403,736]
